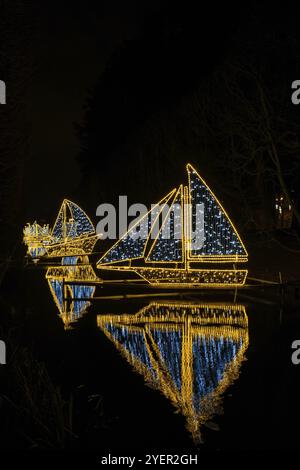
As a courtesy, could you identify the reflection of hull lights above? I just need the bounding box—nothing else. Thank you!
[46,265,99,282]
[44,235,98,258]
[98,302,248,328]
[98,265,248,287]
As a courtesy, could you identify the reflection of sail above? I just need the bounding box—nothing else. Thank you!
[46,256,97,329]
[97,302,248,442]
[187,164,247,261]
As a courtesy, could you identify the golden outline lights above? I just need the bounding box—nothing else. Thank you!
[97,163,248,287]
[99,189,176,265]
[97,301,249,442]
[187,164,248,261]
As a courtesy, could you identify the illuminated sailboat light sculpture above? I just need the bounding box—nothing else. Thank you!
[23,199,99,258]
[97,164,248,287]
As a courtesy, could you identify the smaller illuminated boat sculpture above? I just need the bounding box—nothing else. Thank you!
[23,222,52,258]
[97,301,249,442]
[97,164,248,287]
[24,199,99,259]
[46,256,98,329]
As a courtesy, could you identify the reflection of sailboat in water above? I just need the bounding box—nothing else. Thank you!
[46,256,98,329]
[97,164,248,287]
[23,199,99,259]
[97,302,249,442]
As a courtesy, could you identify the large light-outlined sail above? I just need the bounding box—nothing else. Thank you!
[187,164,248,261]
[146,186,184,263]
[97,189,176,265]
[68,200,95,236]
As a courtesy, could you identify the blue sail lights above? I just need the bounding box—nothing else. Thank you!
[187,164,247,261]
[147,186,183,263]
[100,189,176,264]
[23,199,99,259]
[97,164,248,287]
[97,302,249,442]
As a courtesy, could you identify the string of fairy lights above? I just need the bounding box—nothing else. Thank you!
[68,201,95,236]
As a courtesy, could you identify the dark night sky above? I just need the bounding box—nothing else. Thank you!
[27,1,161,218]
[24,2,299,223]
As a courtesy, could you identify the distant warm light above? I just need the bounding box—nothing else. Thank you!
[275,194,293,229]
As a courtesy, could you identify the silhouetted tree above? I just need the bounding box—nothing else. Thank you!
[0,0,36,282]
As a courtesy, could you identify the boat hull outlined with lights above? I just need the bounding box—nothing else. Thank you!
[100,265,248,288]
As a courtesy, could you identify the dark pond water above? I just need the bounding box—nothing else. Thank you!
[1,260,299,451]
